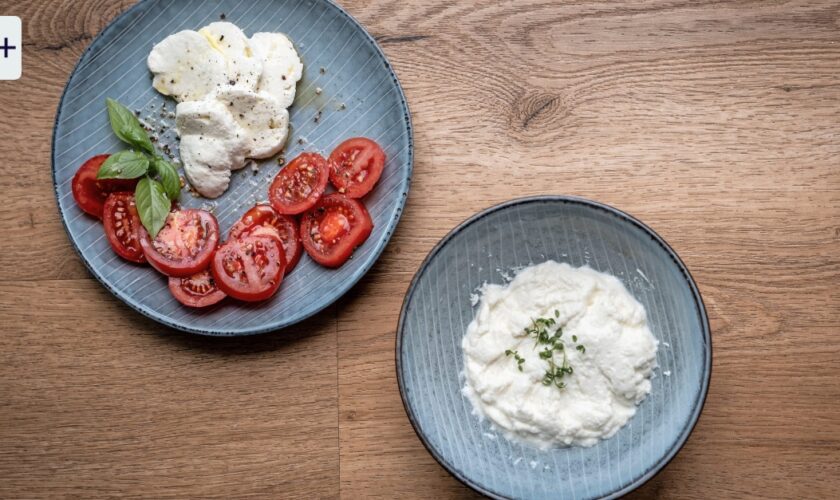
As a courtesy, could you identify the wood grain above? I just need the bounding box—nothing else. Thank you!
[1,0,839,498]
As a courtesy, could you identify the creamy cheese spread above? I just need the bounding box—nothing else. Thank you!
[462,261,658,448]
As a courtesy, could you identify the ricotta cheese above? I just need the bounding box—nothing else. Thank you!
[462,261,658,449]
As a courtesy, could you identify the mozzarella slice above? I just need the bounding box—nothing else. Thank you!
[176,99,248,198]
[198,22,263,91]
[250,32,303,108]
[211,87,289,159]
[147,30,229,102]
[151,22,302,199]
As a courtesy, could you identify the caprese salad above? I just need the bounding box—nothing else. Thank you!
[71,98,385,308]
[69,19,389,309]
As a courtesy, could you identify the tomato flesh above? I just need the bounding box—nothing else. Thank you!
[211,235,286,302]
[102,192,146,263]
[300,194,373,268]
[229,205,303,272]
[168,269,226,308]
[328,137,386,198]
[71,154,139,218]
[319,212,351,242]
[139,209,220,277]
[268,152,329,215]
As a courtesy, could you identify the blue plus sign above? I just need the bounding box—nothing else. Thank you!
[1,37,16,58]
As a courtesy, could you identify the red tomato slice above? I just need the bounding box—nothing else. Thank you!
[102,192,146,263]
[268,152,329,215]
[328,138,386,198]
[300,194,373,268]
[139,209,220,277]
[71,155,140,218]
[211,235,286,302]
[229,205,303,272]
[168,269,226,308]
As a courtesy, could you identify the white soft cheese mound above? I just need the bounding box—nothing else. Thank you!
[148,22,302,198]
[462,261,658,449]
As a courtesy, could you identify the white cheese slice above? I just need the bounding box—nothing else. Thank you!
[250,32,303,108]
[211,87,289,159]
[147,30,229,102]
[176,99,248,198]
[198,22,263,91]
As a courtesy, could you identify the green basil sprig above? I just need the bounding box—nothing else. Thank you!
[97,98,181,237]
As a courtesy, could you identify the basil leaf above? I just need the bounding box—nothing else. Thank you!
[151,156,181,200]
[96,150,149,179]
[106,98,154,155]
[135,177,170,238]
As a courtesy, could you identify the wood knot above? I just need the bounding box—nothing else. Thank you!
[509,91,568,142]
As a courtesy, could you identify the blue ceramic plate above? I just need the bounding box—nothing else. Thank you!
[52,0,412,335]
[397,196,711,499]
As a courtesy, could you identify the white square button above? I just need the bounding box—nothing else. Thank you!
[0,16,21,80]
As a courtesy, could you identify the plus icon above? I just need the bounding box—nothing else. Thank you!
[1,37,15,58]
[0,17,21,80]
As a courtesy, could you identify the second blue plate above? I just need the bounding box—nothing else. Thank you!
[397,196,711,499]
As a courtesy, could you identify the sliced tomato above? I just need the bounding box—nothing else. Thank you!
[102,192,146,263]
[168,269,226,308]
[71,154,140,218]
[229,205,303,272]
[300,194,373,268]
[139,209,220,277]
[328,138,386,198]
[211,235,286,302]
[268,152,329,215]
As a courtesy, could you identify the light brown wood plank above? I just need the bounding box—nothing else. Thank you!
[0,280,340,498]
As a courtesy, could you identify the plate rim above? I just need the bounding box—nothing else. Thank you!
[51,0,414,336]
[395,195,712,499]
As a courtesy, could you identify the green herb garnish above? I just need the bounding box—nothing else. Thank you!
[508,315,587,391]
[505,349,526,371]
[99,98,180,237]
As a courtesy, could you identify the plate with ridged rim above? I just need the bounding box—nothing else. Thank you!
[396,195,711,499]
[52,0,413,336]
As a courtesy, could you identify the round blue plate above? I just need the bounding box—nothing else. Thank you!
[396,196,711,499]
[52,0,412,335]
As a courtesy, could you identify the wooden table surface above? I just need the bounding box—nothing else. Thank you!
[1,0,839,497]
